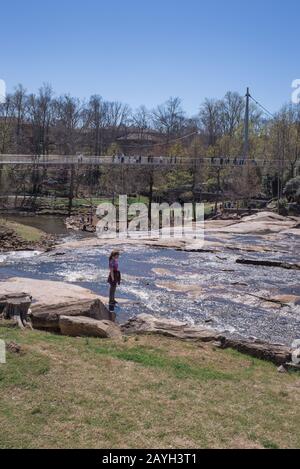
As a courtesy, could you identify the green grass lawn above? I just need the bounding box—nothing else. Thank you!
[0,324,299,449]
[0,218,45,242]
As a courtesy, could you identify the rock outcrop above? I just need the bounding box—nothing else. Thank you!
[236,258,300,270]
[0,277,104,303]
[121,314,294,366]
[60,211,300,252]
[30,298,115,331]
[219,337,291,365]
[59,315,121,338]
[0,225,55,252]
[0,278,115,332]
[65,215,96,233]
[121,313,222,342]
[0,226,22,251]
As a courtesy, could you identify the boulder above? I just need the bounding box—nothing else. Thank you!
[30,298,115,332]
[122,314,294,366]
[6,341,22,354]
[0,278,103,304]
[220,337,291,365]
[0,278,115,331]
[59,315,121,338]
[121,313,221,342]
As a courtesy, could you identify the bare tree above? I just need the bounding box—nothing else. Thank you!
[104,101,131,146]
[274,104,300,179]
[53,95,88,214]
[199,98,222,146]
[0,93,15,154]
[53,95,87,155]
[87,95,105,155]
[152,97,185,142]
[12,84,27,151]
[27,83,54,155]
[219,91,244,137]
[132,105,151,140]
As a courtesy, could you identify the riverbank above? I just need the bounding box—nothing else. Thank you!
[0,276,298,365]
[0,218,55,252]
[0,324,299,449]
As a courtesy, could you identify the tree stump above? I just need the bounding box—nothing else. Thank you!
[0,293,32,329]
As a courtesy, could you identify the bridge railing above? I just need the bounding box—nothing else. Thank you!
[0,154,272,167]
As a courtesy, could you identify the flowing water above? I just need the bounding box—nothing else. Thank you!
[0,225,299,345]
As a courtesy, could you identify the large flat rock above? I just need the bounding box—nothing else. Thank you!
[0,277,114,331]
[206,212,299,235]
[121,314,293,365]
[30,298,115,331]
[121,313,221,342]
[0,277,103,304]
[221,337,291,365]
[59,211,300,253]
[59,315,121,338]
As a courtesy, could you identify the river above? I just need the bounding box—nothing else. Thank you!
[0,215,299,345]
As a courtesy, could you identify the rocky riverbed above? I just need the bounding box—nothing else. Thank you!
[0,211,299,346]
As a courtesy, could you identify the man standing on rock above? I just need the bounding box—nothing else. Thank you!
[108,250,121,311]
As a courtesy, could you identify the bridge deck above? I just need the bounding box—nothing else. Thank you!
[0,155,263,167]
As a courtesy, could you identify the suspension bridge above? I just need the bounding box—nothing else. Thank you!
[0,154,285,168]
[0,88,287,170]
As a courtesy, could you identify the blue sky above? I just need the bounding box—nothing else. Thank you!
[1,0,299,115]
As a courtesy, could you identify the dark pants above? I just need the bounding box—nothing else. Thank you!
[109,283,117,309]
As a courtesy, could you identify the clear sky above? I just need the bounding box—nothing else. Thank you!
[1,0,299,115]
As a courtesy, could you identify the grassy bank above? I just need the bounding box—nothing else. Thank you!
[0,218,45,242]
[1,196,215,216]
[0,325,299,449]
[1,195,150,214]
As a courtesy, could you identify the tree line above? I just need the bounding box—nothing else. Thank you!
[0,83,300,209]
